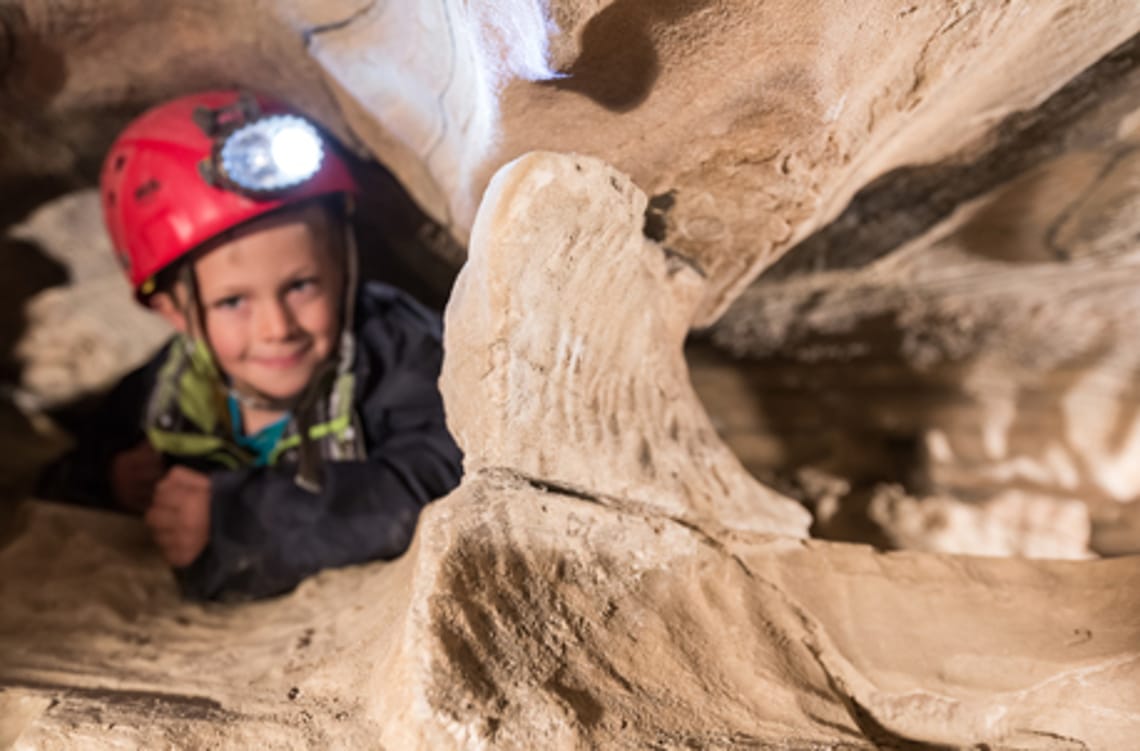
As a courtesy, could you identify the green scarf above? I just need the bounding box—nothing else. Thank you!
[144,335,365,485]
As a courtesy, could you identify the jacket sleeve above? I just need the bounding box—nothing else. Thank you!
[177,412,460,601]
[177,289,463,601]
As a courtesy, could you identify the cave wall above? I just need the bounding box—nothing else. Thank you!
[0,1,1139,748]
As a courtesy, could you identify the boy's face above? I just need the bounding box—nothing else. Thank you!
[161,205,344,402]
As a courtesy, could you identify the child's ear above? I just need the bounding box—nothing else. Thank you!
[148,292,188,333]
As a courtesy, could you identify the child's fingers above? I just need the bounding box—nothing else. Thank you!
[154,472,181,495]
[162,466,210,488]
[155,473,196,499]
[151,528,178,549]
[153,478,205,508]
[151,530,200,567]
[147,496,205,530]
[150,524,188,549]
[154,539,191,567]
[145,503,180,530]
[146,470,210,567]
[151,484,176,507]
[167,543,199,568]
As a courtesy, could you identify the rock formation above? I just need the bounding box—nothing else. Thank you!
[5,153,1140,749]
[2,1,1140,748]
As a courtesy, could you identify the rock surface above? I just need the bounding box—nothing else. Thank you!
[2,2,1140,748]
[3,1,1138,321]
[4,472,1138,749]
[8,190,171,409]
[708,87,1140,555]
[4,151,1140,749]
[441,153,809,536]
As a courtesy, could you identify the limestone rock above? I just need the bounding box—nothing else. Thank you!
[1,3,1139,748]
[441,152,809,536]
[9,190,171,409]
[3,151,1138,751]
[4,1,1138,321]
[710,114,1140,554]
[865,485,1093,560]
[4,474,1137,749]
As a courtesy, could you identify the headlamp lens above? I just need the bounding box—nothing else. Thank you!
[219,115,324,192]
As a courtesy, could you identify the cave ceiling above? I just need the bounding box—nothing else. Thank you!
[2,1,1136,320]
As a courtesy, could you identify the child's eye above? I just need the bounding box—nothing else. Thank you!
[211,295,245,311]
[286,277,319,296]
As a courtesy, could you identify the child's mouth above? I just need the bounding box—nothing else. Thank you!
[252,346,309,370]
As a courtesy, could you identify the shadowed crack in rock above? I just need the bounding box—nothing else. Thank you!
[753,32,1140,285]
[5,681,232,723]
[0,6,18,80]
[301,0,378,46]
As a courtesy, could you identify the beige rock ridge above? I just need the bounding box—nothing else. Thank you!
[4,152,1139,749]
[441,151,809,536]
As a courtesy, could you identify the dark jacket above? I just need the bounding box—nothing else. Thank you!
[40,282,463,600]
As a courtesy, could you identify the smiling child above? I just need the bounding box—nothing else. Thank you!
[42,91,463,600]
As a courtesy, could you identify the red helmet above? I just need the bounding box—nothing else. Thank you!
[100,90,358,295]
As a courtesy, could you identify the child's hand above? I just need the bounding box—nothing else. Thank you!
[146,466,211,567]
[110,441,163,512]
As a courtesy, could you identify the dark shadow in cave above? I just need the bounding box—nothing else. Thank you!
[692,300,1140,556]
[349,160,462,312]
[754,31,1140,284]
[546,0,716,112]
[685,313,940,551]
[0,180,71,504]
[0,237,68,382]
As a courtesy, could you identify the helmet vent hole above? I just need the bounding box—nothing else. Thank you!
[106,191,116,207]
[114,155,126,172]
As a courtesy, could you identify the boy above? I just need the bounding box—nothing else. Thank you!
[43,91,463,601]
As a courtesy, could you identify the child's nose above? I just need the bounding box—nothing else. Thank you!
[256,300,294,340]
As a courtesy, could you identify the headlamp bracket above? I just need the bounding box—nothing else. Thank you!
[192,91,262,139]
[195,92,264,191]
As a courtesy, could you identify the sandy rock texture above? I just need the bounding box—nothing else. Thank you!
[6,475,1139,750]
[2,1,1140,748]
[4,151,1140,750]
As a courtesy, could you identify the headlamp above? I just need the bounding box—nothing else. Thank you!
[212,114,325,194]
